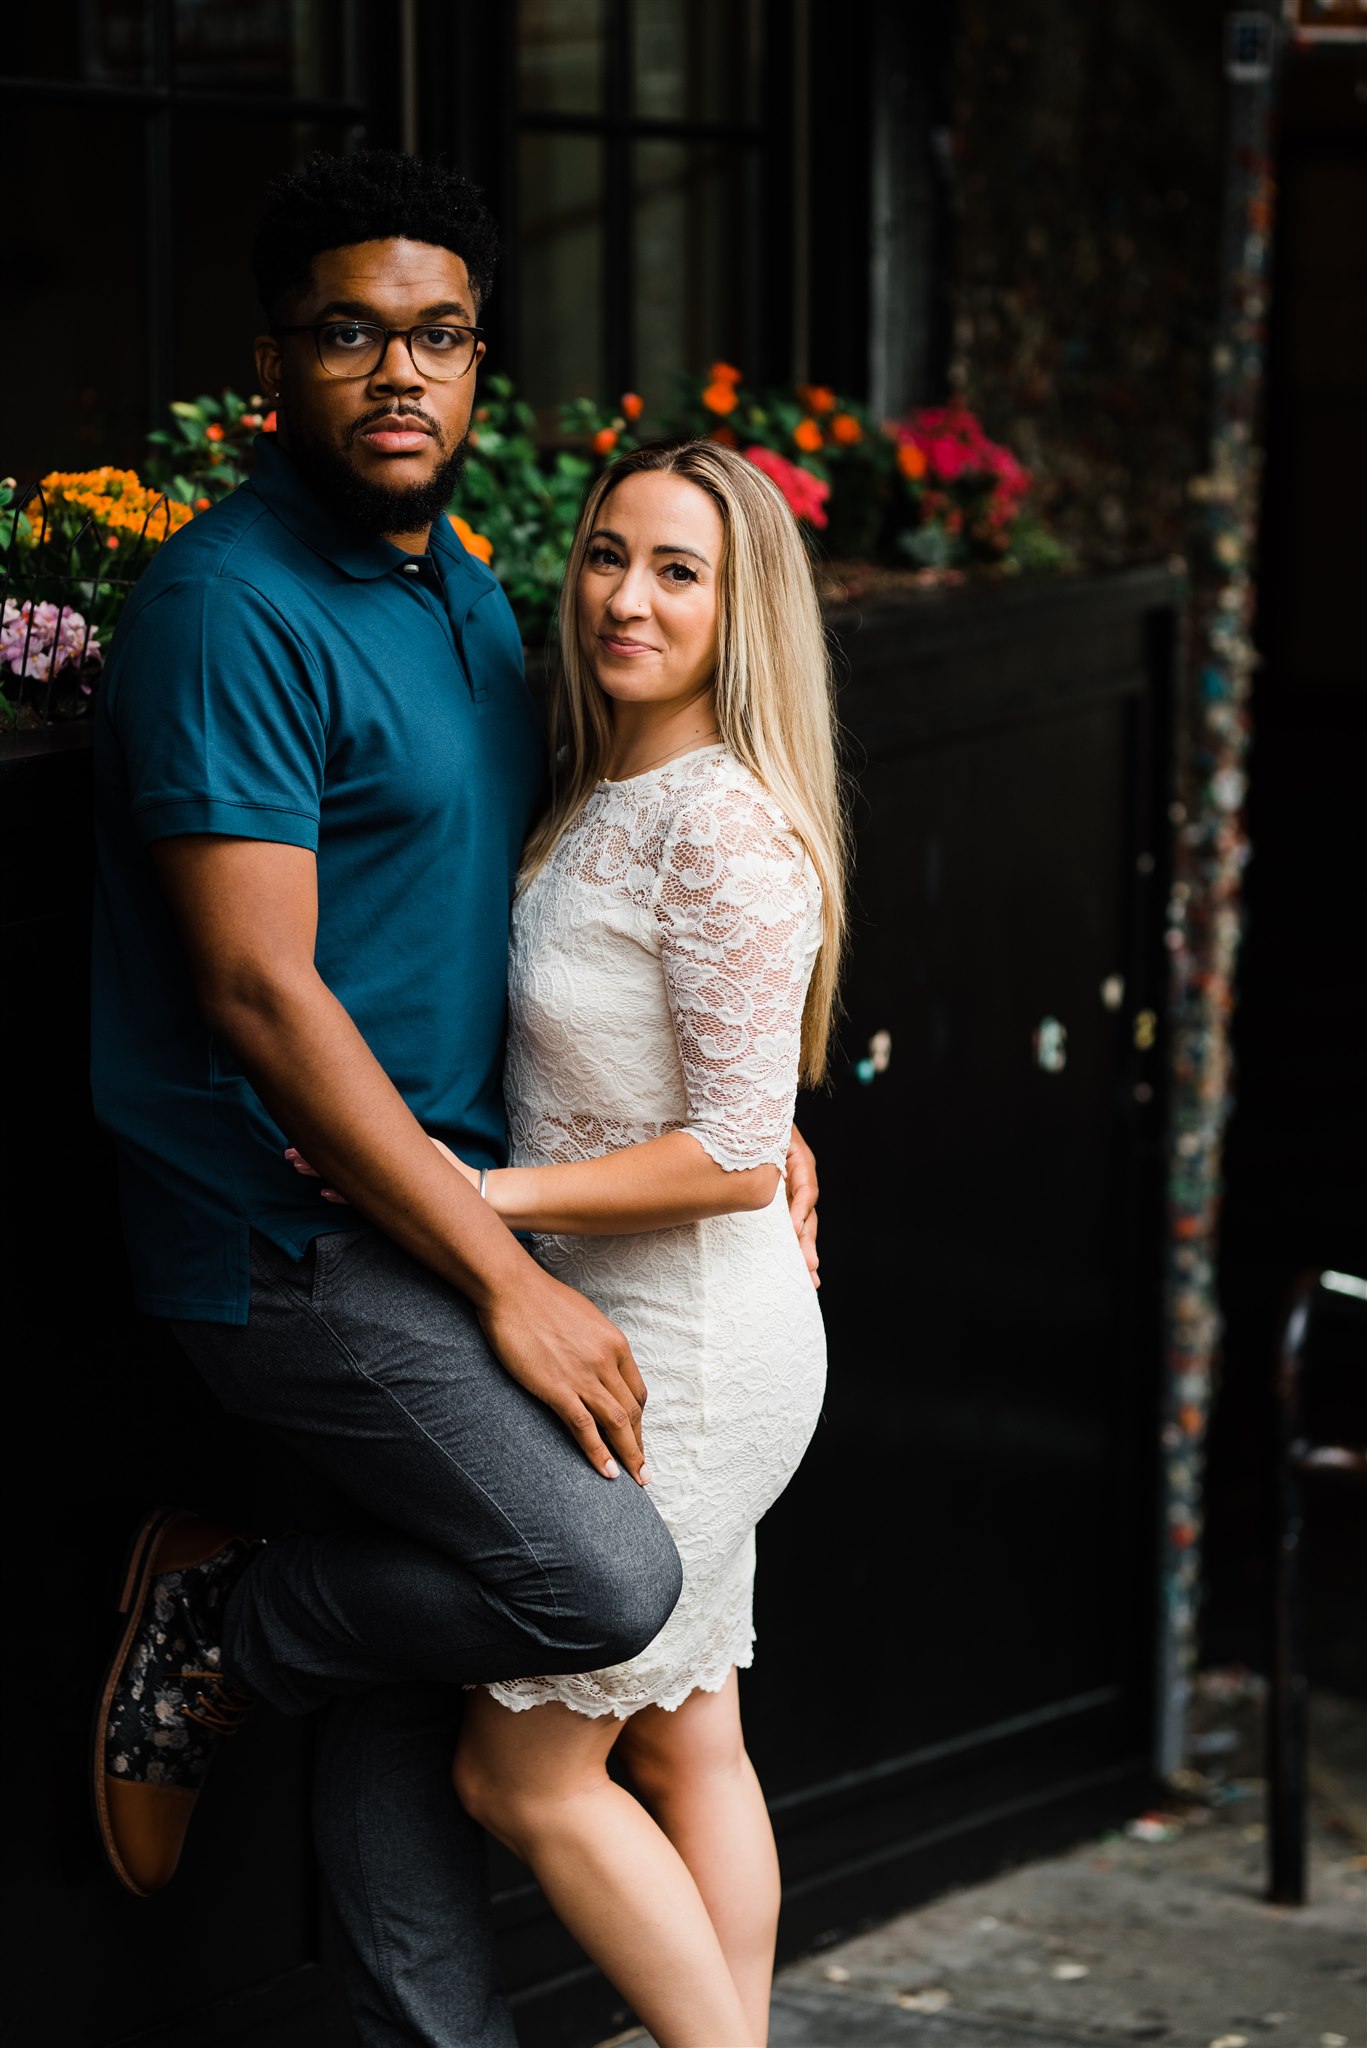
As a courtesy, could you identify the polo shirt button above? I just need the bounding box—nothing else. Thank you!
[402,561,421,575]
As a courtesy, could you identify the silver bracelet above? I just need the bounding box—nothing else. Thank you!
[478,1166,489,1200]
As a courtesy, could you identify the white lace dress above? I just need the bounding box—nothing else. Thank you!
[486,745,828,1718]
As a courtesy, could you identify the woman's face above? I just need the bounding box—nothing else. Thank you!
[577,470,725,716]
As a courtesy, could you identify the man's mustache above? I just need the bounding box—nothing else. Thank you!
[345,405,446,449]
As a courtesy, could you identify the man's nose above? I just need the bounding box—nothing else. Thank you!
[369,336,424,393]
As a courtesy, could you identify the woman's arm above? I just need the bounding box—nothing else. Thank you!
[485,1134,779,1235]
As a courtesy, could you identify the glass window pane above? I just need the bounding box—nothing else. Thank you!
[172,119,360,399]
[9,2,152,85]
[6,104,148,482]
[632,0,762,126]
[633,141,758,408]
[517,133,605,409]
[173,0,360,99]
[518,0,606,116]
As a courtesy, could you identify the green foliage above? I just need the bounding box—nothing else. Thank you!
[143,391,271,504]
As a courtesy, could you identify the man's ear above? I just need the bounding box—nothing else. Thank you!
[254,333,283,399]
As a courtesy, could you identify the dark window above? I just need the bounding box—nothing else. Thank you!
[510,0,794,417]
[3,0,391,481]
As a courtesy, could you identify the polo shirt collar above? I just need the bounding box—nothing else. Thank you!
[247,434,488,610]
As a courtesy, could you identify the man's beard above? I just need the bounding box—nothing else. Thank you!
[287,412,470,538]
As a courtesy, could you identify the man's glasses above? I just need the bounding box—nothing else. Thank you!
[276,320,485,381]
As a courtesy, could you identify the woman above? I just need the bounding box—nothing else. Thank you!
[308,440,844,2044]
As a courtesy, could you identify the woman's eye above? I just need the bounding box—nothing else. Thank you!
[587,545,621,567]
[663,562,698,585]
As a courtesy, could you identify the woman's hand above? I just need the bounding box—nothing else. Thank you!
[286,1134,479,1201]
[786,1124,820,1288]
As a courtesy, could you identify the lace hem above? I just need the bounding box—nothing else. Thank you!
[480,1627,756,1722]
[682,1123,790,1176]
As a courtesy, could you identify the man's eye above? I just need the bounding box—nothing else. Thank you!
[419,327,462,352]
[328,323,374,350]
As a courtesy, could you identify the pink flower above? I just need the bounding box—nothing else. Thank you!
[742,445,831,528]
[1,597,101,682]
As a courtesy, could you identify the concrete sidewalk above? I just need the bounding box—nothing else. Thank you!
[602,1678,1366,2048]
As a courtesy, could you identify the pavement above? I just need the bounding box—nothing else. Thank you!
[599,1675,1366,2048]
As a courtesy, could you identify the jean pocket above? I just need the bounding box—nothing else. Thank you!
[307,1228,373,1311]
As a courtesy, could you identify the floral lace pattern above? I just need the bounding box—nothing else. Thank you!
[488,748,828,1718]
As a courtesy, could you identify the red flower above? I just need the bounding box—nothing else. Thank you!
[708,361,743,387]
[261,411,278,434]
[591,427,618,455]
[621,392,644,421]
[702,380,738,416]
[793,419,823,453]
[742,445,830,528]
[205,423,225,442]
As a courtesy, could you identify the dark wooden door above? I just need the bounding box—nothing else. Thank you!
[10,568,1175,2046]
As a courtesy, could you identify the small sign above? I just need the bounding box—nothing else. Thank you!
[1227,12,1278,78]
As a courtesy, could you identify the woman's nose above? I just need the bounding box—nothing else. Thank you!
[607,567,651,618]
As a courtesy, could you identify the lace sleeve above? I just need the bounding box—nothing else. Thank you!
[654,777,822,1174]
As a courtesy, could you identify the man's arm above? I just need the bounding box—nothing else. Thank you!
[151,833,650,1484]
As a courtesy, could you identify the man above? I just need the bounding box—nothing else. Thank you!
[92,150,817,2046]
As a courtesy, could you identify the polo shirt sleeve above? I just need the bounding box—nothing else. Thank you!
[112,575,326,850]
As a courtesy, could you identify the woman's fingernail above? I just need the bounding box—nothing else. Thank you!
[604,1458,620,1479]
[639,1462,653,1486]
[284,1147,299,1161]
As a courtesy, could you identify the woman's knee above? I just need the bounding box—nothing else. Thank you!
[452,1730,526,1849]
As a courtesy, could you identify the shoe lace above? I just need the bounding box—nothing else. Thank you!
[181,1670,254,1735]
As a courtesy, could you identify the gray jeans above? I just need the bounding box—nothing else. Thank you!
[171,1226,682,2048]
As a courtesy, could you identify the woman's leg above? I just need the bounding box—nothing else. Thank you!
[616,1671,779,2044]
[454,1690,756,2048]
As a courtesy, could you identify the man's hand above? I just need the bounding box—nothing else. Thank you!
[150,834,650,1481]
[786,1123,820,1288]
[480,1264,651,1485]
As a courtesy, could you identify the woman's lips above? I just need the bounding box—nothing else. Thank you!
[599,634,656,655]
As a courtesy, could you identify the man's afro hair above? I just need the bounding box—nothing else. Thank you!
[252,149,498,320]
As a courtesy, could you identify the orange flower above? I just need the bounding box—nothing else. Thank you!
[708,425,738,448]
[205,423,225,442]
[447,513,493,564]
[702,380,738,416]
[708,361,742,387]
[831,412,862,446]
[897,442,927,480]
[194,496,211,512]
[591,427,618,455]
[792,419,822,453]
[106,535,120,549]
[262,411,277,434]
[798,384,836,415]
[621,392,644,421]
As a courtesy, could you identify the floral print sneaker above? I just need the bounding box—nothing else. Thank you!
[93,1507,260,1896]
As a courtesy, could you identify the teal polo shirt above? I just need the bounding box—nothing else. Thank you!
[92,435,545,1324]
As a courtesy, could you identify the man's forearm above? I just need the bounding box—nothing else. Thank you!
[208,966,530,1309]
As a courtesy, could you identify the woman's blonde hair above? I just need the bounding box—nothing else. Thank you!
[523,439,848,1084]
